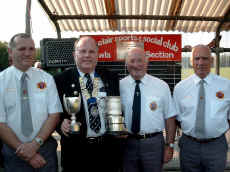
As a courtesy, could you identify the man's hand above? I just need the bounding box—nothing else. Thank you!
[163,146,174,163]
[61,119,71,136]
[29,153,46,168]
[15,141,40,161]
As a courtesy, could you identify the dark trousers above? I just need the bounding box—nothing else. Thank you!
[61,136,123,172]
[123,133,165,172]
[0,141,3,168]
[2,137,58,172]
[179,134,228,172]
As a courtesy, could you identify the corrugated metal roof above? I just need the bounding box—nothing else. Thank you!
[38,0,230,33]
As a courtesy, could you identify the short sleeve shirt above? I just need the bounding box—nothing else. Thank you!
[120,74,176,134]
[173,73,230,138]
[0,66,63,142]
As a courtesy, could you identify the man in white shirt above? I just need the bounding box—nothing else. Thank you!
[173,44,230,172]
[0,33,63,172]
[120,47,177,172]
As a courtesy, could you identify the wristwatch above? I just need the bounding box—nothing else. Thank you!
[34,137,44,146]
[165,143,175,149]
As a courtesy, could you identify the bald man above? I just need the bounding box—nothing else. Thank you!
[120,47,177,172]
[174,44,230,172]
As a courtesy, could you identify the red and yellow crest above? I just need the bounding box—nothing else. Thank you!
[149,101,157,111]
[216,91,224,99]
[37,82,47,89]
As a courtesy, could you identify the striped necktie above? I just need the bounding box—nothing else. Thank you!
[85,73,93,96]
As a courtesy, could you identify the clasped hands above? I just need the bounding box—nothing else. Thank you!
[15,141,46,168]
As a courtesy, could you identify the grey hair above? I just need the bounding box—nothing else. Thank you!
[190,44,212,66]
[9,33,32,49]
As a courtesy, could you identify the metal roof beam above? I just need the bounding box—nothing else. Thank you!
[38,0,61,38]
[52,14,229,22]
[216,6,230,33]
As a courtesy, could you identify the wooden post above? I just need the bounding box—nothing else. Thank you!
[25,0,32,35]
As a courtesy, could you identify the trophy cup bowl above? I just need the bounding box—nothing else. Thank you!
[63,94,81,134]
[105,96,128,135]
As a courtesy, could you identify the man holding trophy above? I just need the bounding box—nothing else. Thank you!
[54,36,122,172]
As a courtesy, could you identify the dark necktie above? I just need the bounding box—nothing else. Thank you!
[85,73,101,133]
[85,73,93,96]
[131,80,141,134]
[21,73,33,137]
[195,79,205,138]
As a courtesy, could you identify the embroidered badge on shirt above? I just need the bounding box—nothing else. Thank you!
[216,91,224,99]
[37,82,47,89]
[149,101,157,111]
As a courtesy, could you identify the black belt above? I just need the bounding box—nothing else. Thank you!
[183,133,223,143]
[84,136,105,144]
[128,132,162,140]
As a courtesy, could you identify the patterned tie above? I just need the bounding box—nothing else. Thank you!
[195,79,205,138]
[131,80,141,134]
[85,73,101,133]
[85,73,93,96]
[21,73,33,137]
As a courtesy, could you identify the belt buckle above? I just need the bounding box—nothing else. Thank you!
[139,133,147,139]
[87,137,96,144]
[138,132,146,139]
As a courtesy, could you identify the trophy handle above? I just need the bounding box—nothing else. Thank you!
[63,94,69,113]
[75,94,81,114]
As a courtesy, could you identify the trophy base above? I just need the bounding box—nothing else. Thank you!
[105,130,129,136]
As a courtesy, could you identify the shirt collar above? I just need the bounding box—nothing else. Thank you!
[129,74,147,85]
[77,68,95,79]
[13,66,32,81]
[193,73,212,86]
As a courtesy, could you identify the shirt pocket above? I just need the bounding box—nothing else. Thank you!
[210,98,229,119]
[4,89,17,114]
[32,91,47,115]
[180,96,195,117]
[145,96,162,114]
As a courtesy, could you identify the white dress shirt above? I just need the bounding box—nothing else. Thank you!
[0,66,63,142]
[173,73,230,138]
[120,74,176,134]
[78,70,106,137]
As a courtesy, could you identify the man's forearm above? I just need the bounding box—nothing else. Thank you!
[0,123,22,150]
[36,113,60,142]
[165,116,177,144]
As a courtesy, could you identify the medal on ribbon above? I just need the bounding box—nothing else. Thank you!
[87,97,99,117]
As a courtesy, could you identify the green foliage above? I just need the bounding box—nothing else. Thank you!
[0,41,9,71]
[36,48,40,61]
[0,41,41,71]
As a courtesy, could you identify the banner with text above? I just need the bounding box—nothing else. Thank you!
[87,34,181,61]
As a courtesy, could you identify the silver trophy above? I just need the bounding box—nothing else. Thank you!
[63,94,81,134]
[105,96,128,135]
